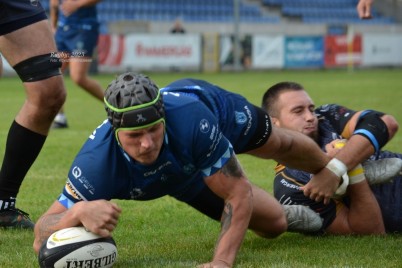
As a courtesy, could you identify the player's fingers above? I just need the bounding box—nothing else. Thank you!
[107,217,119,226]
[83,225,108,237]
[105,223,116,232]
[101,229,111,237]
[305,188,317,200]
[312,193,321,203]
[108,202,122,214]
[323,197,330,205]
[301,186,312,198]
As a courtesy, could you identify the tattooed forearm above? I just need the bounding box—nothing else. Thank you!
[37,212,66,244]
[216,202,233,248]
[221,202,233,231]
[221,155,243,178]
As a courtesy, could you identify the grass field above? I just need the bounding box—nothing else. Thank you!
[0,69,401,267]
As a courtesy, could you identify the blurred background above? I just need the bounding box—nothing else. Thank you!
[3,0,402,74]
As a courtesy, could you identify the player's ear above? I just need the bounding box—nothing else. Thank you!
[270,116,280,127]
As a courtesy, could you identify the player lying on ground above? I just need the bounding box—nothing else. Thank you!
[262,81,402,235]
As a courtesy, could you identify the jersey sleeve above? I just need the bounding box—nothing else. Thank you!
[58,121,117,208]
[58,152,111,209]
[315,104,357,138]
[164,92,234,178]
[192,111,233,177]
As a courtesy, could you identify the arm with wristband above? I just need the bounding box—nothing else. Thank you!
[332,111,397,170]
[323,139,385,235]
[304,107,394,234]
[318,105,398,173]
[319,107,398,234]
[303,105,399,204]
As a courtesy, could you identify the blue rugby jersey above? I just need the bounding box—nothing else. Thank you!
[59,92,234,207]
[162,78,260,153]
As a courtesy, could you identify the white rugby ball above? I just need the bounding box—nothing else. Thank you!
[38,226,117,268]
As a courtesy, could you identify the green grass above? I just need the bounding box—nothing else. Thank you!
[0,69,402,267]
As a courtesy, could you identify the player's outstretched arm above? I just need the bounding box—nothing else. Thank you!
[301,109,398,204]
[253,126,340,204]
[33,200,121,254]
[198,155,253,268]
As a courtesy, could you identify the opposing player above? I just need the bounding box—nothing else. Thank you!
[34,74,343,267]
[0,0,66,228]
[262,81,402,234]
[50,0,104,128]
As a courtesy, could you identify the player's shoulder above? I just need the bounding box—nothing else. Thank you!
[315,103,339,113]
[76,120,117,159]
[162,91,207,115]
[315,104,347,119]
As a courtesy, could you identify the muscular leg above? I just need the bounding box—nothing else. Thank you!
[0,20,66,227]
[248,185,287,238]
[326,180,385,235]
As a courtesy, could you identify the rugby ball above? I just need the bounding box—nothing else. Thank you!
[38,226,117,268]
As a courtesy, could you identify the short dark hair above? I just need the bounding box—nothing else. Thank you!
[261,82,304,117]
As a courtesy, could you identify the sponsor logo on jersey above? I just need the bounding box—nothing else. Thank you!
[30,0,39,7]
[279,178,301,191]
[207,132,223,157]
[199,119,210,133]
[235,105,253,136]
[70,166,95,195]
[130,188,145,199]
[72,166,82,179]
[182,163,196,175]
[65,181,84,201]
[235,111,247,124]
[243,105,253,136]
[255,113,271,145]
[143,161,172,177]
[209,125,216,140]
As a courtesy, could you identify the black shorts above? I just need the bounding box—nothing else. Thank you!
[176,184,224,222]
[0,0,47,36]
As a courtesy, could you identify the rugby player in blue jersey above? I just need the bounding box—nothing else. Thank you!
[34,73,346,267]
[262,81,402,235]
[50,0,104,128]
[0,0,66,228]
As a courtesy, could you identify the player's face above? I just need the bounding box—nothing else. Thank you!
[117,122,165,165]
[271,90,318,140]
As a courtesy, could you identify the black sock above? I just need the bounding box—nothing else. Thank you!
[0,121,47,200]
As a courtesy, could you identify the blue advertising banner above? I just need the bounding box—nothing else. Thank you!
[285,36,324,68]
